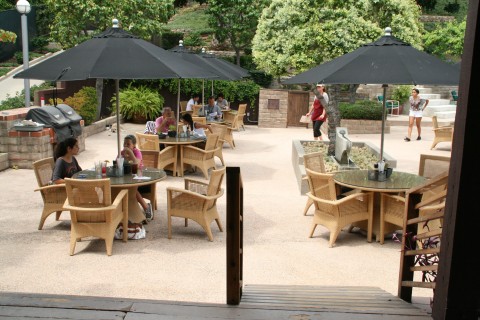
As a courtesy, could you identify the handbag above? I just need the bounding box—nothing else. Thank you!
[300,115,311,123]
[114,222,146,240]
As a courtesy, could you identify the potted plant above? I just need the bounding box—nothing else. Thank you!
[167,124,177,137]
[391,85,412,115]
[111,85,164,123]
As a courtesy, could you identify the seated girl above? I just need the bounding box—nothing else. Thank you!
[52,137,82,184]
[121,134,153,222]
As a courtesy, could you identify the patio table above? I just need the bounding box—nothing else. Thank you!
[160,136,204,177]
[333,170,426,242]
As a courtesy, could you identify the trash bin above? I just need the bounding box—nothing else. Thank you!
[25,106,72,143]
[56,104,83,137]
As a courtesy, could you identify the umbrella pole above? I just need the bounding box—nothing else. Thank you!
[177,79,181,132]
[202,79,205,106]
[116,79,121,158]
[380,84,387,162]
[211,80,214,96]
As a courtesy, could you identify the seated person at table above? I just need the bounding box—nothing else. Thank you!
[181,113,213,141]
[199,96,223,117]
[52,137,82,184]
[186,94,200,112]
[143,121,156,134]
[155,107,176,134]
[215,93,229,110]
[121,134,152,221]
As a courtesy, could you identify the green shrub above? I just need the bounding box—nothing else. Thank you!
[0,94,24,110]
[184,31,204,47]
[161,29,184,50]
[112,85,164,121]
[392,85,412,104]
[32,36,49,52]
[64,87,98,125]
[249,70,271,88]
[339,100,383,120]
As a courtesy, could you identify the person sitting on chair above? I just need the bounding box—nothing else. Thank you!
[186,94,200,112]
[215,93,229,110]
[200,96,223,117]
[155,107,176,134]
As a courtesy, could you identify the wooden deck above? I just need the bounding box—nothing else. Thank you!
[0,285,431,319]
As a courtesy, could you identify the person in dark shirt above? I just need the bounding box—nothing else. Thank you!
[52,137,82,184]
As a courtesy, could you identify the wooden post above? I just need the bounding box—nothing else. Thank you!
[226,167,243,305]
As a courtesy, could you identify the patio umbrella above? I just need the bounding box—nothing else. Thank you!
[14,19,217,157]
[283,27,460,160]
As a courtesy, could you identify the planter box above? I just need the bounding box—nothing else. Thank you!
[292,140,397,195]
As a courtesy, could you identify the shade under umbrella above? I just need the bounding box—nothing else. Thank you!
[283,27,460,160]
[14,20,218,157]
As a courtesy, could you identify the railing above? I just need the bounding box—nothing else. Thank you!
[226,167,243,305]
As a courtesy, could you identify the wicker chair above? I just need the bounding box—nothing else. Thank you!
[63,178,129,256]
[182,133,219,179]
[378,155,450,244]
[135,132,160,151]
[192,105,202,116]
[209,124,227,165]
[302,152,326,216]
[236,103,247,130]
[158,146,177,176]
[431,115,453,150]
[306,169,373,247]
[192,116,207,125]
[33,157,68,230]
[167,167,225,241]
[139,150,160,210]
[223,116,237,149]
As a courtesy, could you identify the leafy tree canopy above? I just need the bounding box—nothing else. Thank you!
[206,0,270,65]
[252,0,424,77]
[423,18,465,61]
[45,0,175,48]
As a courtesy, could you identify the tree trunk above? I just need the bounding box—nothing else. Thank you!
[319,84,341,156]
[235,48,241,66]
[95,79,103,121]
[348,84,359,103]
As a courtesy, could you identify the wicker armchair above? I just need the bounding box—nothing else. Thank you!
[33,157,68,230]
[431,116,453,150]
[158,146,177,176]
[302,152,326,216]
[135,132,160,151]
[63,178,129,256]
[209,123,227,165]
[167,167,225,241]
[223,116,237,149]
[306,169,373,247]
[139,150,160,210]
[182,133,219,179]
[236,103,247,130]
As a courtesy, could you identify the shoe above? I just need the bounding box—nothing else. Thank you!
[417,136,421,140]
[145,203,153,222]
[404,137,411,141]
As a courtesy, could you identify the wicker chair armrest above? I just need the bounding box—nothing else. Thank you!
[111,189,129,207]
[63,202,120,213]
[167,187,223,201]
[34,184,65,192]
[184,178,209,190]
[335,191,373,204]
[306,192,337,205]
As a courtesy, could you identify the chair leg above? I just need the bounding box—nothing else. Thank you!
[215,218,223,232]
[303,198,313,216]
[38,209,50,230]
[203,222,214,241]
[309,223,317,238]
[168,213,172,239]
[69,231,77,256]
[105,237,114,256]
[328,229,341,248]
[55,211,62,220]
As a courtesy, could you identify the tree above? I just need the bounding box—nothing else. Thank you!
[423,19,465,61]
[45,0,175,49]
[206,0,269,66]
[252,0,423,154]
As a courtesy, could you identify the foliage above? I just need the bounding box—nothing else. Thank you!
[391,85,412,104]
[423,19,465,61]
[249,70,272,88]
[252,0,423,78]
[0,0,13,11]
[31,36,50,51]
[183,31,204,47]
[45,0,175,48]
[339,100,383,120]
[206,0,270,64]
[166,4,213,34]
[160,29,185,50]
[0,94,24,110]
[0,29,17,43]
[111,85,164,120]
[64,87,98,125]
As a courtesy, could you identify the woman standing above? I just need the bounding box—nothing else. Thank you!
[306,84,328,140]
[405,88,429,141]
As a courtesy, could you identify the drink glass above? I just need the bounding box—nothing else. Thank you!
[95,161,102,178]
[131,163,138,175]
[101,162,107,177]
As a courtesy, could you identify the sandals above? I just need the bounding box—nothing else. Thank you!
[417,136,421,140]
[404,137,411,142]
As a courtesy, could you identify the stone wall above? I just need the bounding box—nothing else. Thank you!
[258,89,289,128]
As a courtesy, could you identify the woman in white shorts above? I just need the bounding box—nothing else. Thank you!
[405,88,429,141]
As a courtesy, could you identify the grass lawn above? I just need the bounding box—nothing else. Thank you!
[166,4,212,34]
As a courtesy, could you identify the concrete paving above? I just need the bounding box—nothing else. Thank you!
[0,119,452,310]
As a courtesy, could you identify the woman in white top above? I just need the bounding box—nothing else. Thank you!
[405,88,429,141]
[181,113,213,138]
[186,94,200,111]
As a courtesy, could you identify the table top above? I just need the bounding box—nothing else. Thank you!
[333,170,426,192]
[160,136,205,145]
[73,168,166,187]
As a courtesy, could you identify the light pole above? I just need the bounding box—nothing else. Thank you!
[16,0,31,108]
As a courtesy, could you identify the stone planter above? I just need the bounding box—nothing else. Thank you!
[292,140,397,194]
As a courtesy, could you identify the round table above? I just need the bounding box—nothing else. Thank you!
[74,168,166,223]
[334,170,426,241]
[160,136,204,176]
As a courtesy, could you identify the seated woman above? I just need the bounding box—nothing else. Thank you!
[181,113,213,137]
[121,134,153,222]
[215,93,229,110]
[155,107,176,134]
[52,137,82,184]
